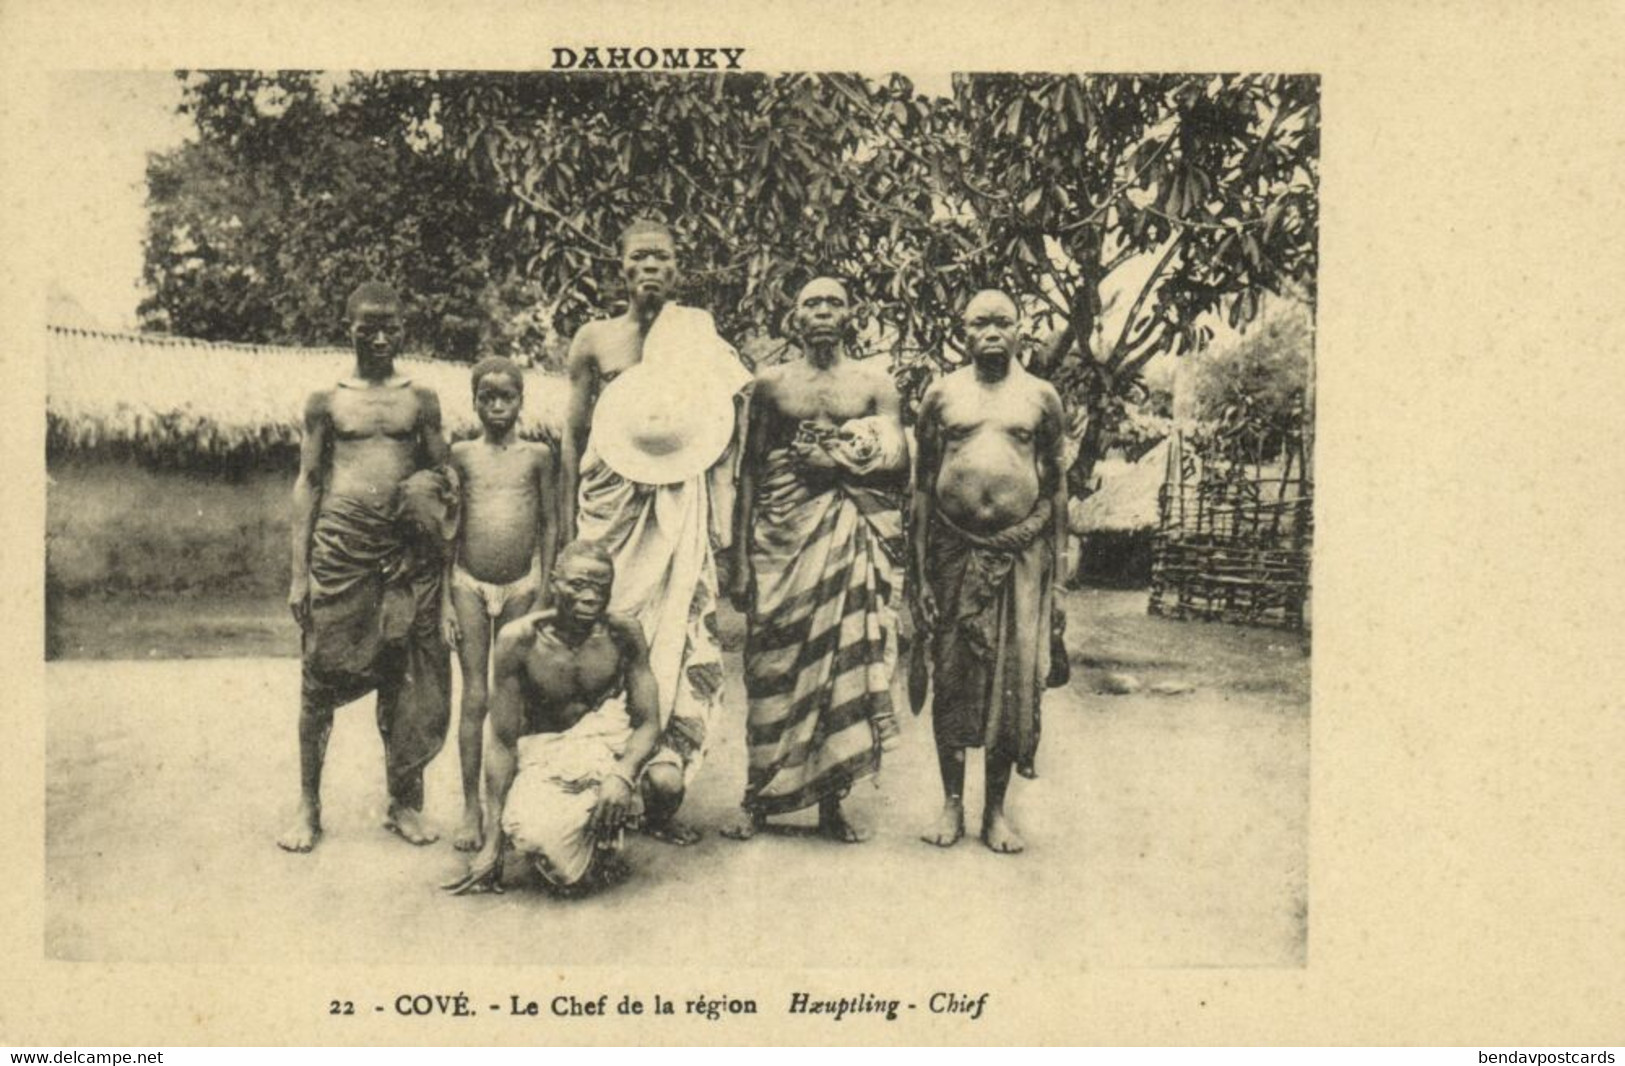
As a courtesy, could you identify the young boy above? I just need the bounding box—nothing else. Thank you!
[445,356,561,852]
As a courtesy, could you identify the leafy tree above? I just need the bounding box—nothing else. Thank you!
[141,71,516,359]
[142,71,1318,492]
[141,136,284,341]
[1189,300,1312,466]
[428,71,941,346]
[440,71,1316,485]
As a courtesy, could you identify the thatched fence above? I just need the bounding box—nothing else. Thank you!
[47,326,568,469]
[46,326,568,601]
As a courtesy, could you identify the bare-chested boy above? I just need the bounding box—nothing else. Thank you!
[913,289,1067,855]
[444,356,560,852]
[280,282,452,853]
[443,541,662,895]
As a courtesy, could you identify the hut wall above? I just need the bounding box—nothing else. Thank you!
[1077,529,1155,588]
[48,455,294,597]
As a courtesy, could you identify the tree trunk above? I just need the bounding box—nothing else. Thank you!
[1063,414,1107,587]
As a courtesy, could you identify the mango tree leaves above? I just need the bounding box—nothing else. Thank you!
[142,70,1317,464]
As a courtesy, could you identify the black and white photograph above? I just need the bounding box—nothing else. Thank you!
[7,0,1623,1048]
[42,67,1317,968]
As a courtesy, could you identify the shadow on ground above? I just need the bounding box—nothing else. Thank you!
[45,587,1309,969]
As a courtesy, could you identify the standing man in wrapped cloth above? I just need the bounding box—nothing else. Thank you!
[279,282,455,852]
[443,541,662,895]
[722,277,909,843]
[561,220,751,845]
[912,289,1067,855]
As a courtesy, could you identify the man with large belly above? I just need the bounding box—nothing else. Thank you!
[911,289,1067,855]
[279,282,454,853]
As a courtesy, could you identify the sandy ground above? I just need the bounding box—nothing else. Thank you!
[45,588,1309,968]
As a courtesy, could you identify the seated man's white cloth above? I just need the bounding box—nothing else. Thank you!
[501,697,636,887]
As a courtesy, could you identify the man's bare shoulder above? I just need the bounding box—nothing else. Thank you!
[603,612,649,655]
[854,357,899,394]
[302,387,335,419]
[755,359,791,384]
[925,367,974,402]
[916,375,945,413]
[411,383,443,413]
[495,611,550,655]
[752,361,790,401]
[525,439,556,467]
[569,317,619,358]
[574,317,612,340]
[1022,368,1064,409]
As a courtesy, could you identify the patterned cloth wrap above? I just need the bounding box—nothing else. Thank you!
[740,415,907,815]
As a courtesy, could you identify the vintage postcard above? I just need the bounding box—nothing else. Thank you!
[2,0,1621,1048]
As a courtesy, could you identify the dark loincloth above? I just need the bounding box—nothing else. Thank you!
[926,498,1054,775]
[301,469,455,808]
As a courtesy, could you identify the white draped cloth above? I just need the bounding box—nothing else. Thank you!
[502,697,633,888]
[576,305,751,784]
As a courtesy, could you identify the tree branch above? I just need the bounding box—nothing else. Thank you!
[1119,322,1171,378]
[1139,205,1265,232]
[508,186,619,259]
[1102,244,1139,276]
[1099,97,1299,370]
[1056,131,1176,236]
[1028,283,1072,323]
[1121,315,1160,356]
[847,90,1013,207]
[1050,319,1078,360]
[1106,234,1184,368]
[667,156,738,214]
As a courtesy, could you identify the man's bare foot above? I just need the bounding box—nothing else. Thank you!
[981,811,1025,855]
[921,801,965,847]
[383,804,439,846]
[452,808,483,852]
[642,819,702,846]
[818,803,871,844]
[276,804,322,853]
[719,808,764,842]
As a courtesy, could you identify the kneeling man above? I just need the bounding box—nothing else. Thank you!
[444,541,661,894]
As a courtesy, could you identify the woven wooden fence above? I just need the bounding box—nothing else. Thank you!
[1149,431,1312,630]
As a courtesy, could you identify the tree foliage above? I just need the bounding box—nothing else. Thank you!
[141,72,514,358]
[1189,302,1312,466]
[142,70,1317,480]
[427,72,942,345]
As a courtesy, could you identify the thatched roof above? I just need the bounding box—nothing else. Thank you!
[1072,437,1172,534]
[46,326,569,465]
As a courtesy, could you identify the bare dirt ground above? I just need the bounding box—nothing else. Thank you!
[45,588,1309,968]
